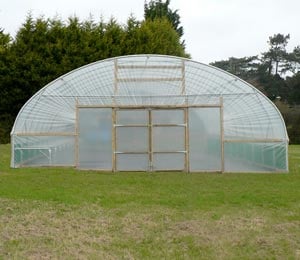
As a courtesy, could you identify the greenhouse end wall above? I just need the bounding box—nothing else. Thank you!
[10,55,289,172]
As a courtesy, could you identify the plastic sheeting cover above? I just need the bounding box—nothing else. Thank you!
[11,55,288,172]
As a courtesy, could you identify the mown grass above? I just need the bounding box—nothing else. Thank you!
[0,144,300,259]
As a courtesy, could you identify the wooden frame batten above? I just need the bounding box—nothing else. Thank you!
[14,132,76,136]
[184,107,190,172]
[75,98,79,167]
[149,109,153,172]
[220,96,225,173]
[112,108,117,172]
[76,104,221,109]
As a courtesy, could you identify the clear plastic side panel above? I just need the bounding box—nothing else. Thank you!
[115,109,149,171]
[223,94,287,140]
[116,154,149,171]
[152,109,186,170]
[116,127,148,152]
[224,142,287,172]
[153,153,185,171]
[189,108,221,171]
[78,108,112,169]
[13,136,75,167]
[153,126,185,152]
[152,109,184,124]
[116,110,148,125]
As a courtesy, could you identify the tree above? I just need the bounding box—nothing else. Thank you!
[0,29,11,53]
[261,33,290,75]
[144,0,184,43]
[284,46,300,74]
[0,10,189,143]
[135,18,187,56]
[0,29,13,143]
[210,56,259,80]
[101,18,126,57]
[122,15,141,54]
[286,72,300,104]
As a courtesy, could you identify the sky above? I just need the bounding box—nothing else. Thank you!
[0,0,299,64]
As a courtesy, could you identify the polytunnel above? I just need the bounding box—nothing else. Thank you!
[11,54,289,172]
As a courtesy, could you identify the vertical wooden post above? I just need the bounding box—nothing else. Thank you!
[148,109,153,172]
[220,96,225,173]
[112,58,118,171]
[75,98,79,168]
[112,108,117,172]
[184,107,190,173]
[285,141,289,172]
[11,134,15,167]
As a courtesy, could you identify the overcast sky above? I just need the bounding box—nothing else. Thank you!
[0,0,299,64]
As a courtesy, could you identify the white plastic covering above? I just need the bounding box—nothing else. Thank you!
[11,55,289,172]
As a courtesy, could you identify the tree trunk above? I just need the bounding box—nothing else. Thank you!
[275,61,279,75]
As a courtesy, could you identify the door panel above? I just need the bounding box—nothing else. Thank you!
[77,107,221,172]
[116,153,149,171]
[153,153,185,171]
[115,110,149,171]
[117,110,148,125]
[152,109,186,171]
[115,108,186,171]
[152,109,184,124]
[116,127,148,152]
[153,126,185,152]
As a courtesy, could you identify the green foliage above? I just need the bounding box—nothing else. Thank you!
[144,0,184,45]
[135,18,187,56]
[0,29,11,53]
[261,33,290,75]
[0,12,188,143]
[274,100,300,144]
[286,72,300,104]
[211,33,300,143]
[211,56,259,80]
[286,46,300,74]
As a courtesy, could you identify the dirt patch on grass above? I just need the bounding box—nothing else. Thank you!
[160,211,300,259]
[1,199,300,259]
[0,199,115,259]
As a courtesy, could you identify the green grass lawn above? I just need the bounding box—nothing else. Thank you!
[0,144,300,259]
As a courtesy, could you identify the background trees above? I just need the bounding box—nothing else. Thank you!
[211,33,300,143]
[0,3,188,143]
[261,34,290,75]
[0,29,13,142]
[144,0,183,39]
[211,56,260,80]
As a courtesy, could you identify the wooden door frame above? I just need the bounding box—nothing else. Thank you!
[75,101,224,172]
